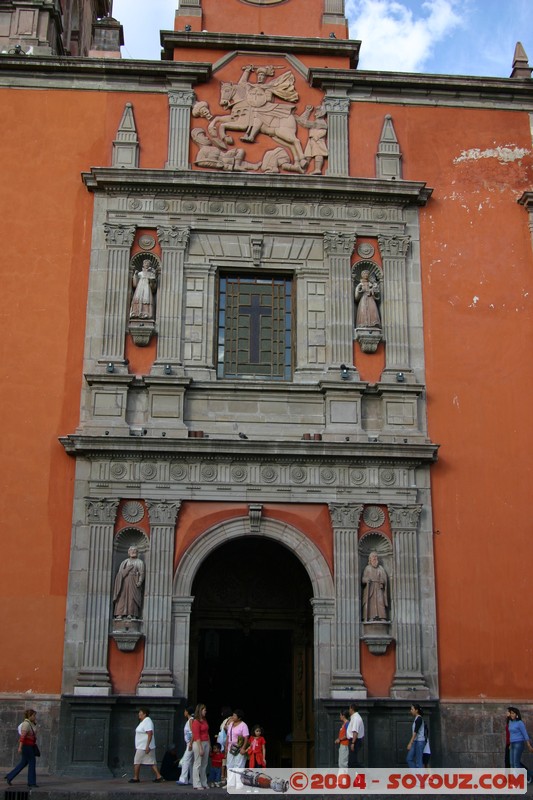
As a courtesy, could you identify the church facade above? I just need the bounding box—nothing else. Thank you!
[2,0,533,775]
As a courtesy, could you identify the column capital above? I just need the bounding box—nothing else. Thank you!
[157,225,191,249]
[388,504,422,531]
[146,500,181,526]
[103,223,136,248]
[324,230,356,257]
[329,503,363,529]
[377,233,411,258]
[324,96,350,114]
[85,498,120,524]
[168,89,195,107]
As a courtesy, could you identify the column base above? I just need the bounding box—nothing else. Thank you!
[138,668,175,696]
[390,673,430,700]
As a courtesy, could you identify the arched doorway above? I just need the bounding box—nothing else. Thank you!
[188,537,314,766]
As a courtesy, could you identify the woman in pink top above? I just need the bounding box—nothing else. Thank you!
[191,703,210,790]
[226,709,249,789]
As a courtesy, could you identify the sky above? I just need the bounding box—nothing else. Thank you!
[112,0,533,78]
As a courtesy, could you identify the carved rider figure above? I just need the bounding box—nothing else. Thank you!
[237,64,299,143]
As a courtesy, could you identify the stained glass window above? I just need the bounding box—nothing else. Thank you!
[217,275,293,380]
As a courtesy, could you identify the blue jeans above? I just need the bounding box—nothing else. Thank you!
[510,741,525,769]
[6,744,37,786]
[407,740,424,769]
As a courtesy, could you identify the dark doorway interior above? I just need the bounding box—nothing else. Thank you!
[189,536,314,766]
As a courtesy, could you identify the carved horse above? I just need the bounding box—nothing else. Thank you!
[207,80,306,166]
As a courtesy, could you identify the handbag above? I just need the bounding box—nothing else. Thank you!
[229,744,240,756]
[33,744,41,757]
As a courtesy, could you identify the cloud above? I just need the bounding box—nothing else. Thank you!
[346,0,465,72]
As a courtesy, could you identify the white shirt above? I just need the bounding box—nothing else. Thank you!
[347,711,364,741]
[135,716,156,750]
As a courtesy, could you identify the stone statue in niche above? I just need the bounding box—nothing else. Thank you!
[113,546,145,619]
[295,104,328,174]
[130,258,157,320]
[362,551,389,621]
[355,269,381,329]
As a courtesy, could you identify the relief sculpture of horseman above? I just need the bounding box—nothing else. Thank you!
[207,64,307,168]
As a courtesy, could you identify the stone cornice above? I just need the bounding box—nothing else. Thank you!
[160,31,360,69]
[518,191,533,209]
[0,55,211,90]
[310,67,533,108]
[59,434,438,464]
[82,167,432,206]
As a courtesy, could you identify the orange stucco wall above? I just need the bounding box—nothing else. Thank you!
[3,34,533,707]
[174,502,333,571]
[177,0,348,39]
[349,103,533,698]
[0,87,167,693]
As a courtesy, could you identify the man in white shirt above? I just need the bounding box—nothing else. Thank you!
[177,706,194,785]
[347,703,365,768]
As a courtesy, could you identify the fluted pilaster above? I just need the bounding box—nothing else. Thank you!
[329,504,366,694]
[378,234,411,372]
[388,504,429,697]
[324,231,357,371]
[138,500,181,694]
[167,90,195,169]
[323,96,349,176]
[101,224,135,363]
[75,499,119,691]
[154,226,190,366]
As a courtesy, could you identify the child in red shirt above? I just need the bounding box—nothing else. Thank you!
[246,725,266,768]
[208,742,224,786]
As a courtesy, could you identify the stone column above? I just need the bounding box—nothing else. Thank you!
[167,89,195,170]
[310,598,335,701]
[323,96,350,176]
[378,234,411,376]
[74,498,119,694]
[324,231,358,375]
[388,504,430,698]
[329,503,366,696]
[101,223,136,366]
[171,596,195,700]
[138,500,181,695]
[154,226,190,371]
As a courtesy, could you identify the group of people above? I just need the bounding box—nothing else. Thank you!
[336,703,533,775]
[5,702,533,788]
[154,703,266,789]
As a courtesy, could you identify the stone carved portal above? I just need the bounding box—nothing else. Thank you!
[192,64,328,175]
[174,516,335,767]
[189,537,314,767]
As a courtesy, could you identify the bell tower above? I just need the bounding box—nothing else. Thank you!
[174,0,348,39]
